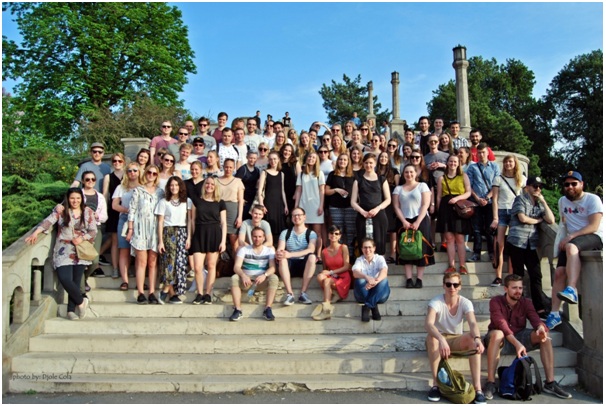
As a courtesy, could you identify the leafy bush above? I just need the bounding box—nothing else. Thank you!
[2,147,79,183]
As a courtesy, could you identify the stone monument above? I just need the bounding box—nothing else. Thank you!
[366,81,376,130]
[389,71,406,142]
[452,45,472,138]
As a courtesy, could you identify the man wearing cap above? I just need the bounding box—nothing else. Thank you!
[71,142,111,192]
[188,137,207,166]
[505,176,555,316]
[546,171,604,329]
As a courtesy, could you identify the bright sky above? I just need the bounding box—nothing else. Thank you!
[2,2,603,131]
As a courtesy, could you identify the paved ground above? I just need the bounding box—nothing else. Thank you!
[3,386,600,404]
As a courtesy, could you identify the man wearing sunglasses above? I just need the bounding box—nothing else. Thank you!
[72,142,111,192]
[505,176,555,317]
[196,117,217,153]
[546,171,603,329]
[425,272,485,404]
[150,121,177,166]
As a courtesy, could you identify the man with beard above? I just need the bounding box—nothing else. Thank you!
[468,129,495,162]
[483,274,572,400]
[545,171,603,329]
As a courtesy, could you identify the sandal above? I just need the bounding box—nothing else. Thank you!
[120,282,128,291]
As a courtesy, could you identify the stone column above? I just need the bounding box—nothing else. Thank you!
[452,46,471,138]
[122,138,151,163]
[390,72,406,142]
[366,81,376,130]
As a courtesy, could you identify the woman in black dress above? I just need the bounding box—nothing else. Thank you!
[190,176,227,305]
[350,153,392,256]
[279,143,300,218]
[101,152,125,278]
[257,151,288,246]
[377,151,400,263]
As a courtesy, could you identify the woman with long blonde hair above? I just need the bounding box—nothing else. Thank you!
[295,151,326,260]
[490,154,525,286]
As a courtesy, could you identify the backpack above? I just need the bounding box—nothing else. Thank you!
[397,228,435,264]
[284,227,313,247]
[498,355,543,401]
[436,356,476,404]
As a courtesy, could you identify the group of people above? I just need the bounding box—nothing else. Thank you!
[25,112,602,399]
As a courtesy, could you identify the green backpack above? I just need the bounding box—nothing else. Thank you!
[398,228,423,260]
[436,355,476,404]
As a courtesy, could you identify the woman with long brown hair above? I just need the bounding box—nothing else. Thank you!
[101,152,126,278]
[325,153,356,256]
[377,152,400,262]
[258,151,288,243]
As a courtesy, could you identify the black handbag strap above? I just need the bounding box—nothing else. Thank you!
[500,175,519,196]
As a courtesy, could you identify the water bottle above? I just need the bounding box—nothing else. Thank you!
[247,283,257,297]
[365,218,373,239]
[438,367,450,385]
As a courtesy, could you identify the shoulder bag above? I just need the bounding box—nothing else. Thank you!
[444,176,477,219]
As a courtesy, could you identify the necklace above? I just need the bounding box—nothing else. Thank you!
[170,198,181,207]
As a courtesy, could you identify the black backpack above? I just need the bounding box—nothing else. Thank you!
[498,355,543,401]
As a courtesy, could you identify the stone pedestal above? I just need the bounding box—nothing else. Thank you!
[366,81,376,130]
[492,151,530,178]
[122,138,151,163]
[452,46,471,138]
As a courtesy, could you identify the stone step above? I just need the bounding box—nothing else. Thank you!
[10,347,578,376]
[86,271,508,291]
[59,299,494,319]
[82,285,504,304]
[42,315,492,335]
[29,331,564,354]
[8,367,577,394]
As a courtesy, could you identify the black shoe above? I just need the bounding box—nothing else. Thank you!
[201,293,212,305]
[361,305,370,322]
[148,293,159,304]
[370,306,381,321]
[98,255,111,266]
[91,268,105,277]
[427,386,441,402]
[192,293,205,305]
[414,278,423,289]
[490,277,502,287]
[263,307,275,321]
[137,293,147,304]
[169,295,183,304]
[405,278,414,289]
[229,308,243,321]
[543,380,572,399]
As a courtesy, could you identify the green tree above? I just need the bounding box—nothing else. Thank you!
[427,56,543,176]
[544,50,603,190]
[319,74,391,126]
[2,2,196,143]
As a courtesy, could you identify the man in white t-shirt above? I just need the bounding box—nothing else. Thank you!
[230,227,278,322]
[546,170,604,329]
[425,272,486,404]
[244,117,263,153]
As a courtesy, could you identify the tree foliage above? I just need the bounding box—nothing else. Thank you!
[80,94,191,153]
[544,50,603,190]
[2,2,196,143]
[319,74,391,126]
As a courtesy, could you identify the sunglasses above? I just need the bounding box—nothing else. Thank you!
[411,156,422,159]
[193,143,204,147]
[428,140,439,144]
[178,132,188,136]
[329,232,341,236]
[530,184,542,189]
[163,158,174,163]
[91,150,104,154]
[127,169,139,173]
[162,125,172,128]
[444,282,461,288]
[563,182,578,188]
[371,139,380,143]
[259,148,268,152]
[147,171,158,176]
[361,128,369,131]
[323,138,331,142]
[292,213,304,217]
[113,159,124,163]
[388,144,397,148]
[199,123,208,127]
[319,150,329,154]
[84,178,96,182]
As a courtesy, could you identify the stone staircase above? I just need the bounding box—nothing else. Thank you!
[8,250,579,393]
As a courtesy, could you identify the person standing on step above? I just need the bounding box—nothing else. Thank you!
[156,176,192,305]
[466,143,500,263]
[276,207,318,306]
[190,176,227,305]
[447,121,469,153]
[545,170,603,330]
[393,164,435,289]
[505,176,554,318]
[425,272,485,404]
[81,171,108,288]
[435,155,472,275]
[25,188,96,321]
[150,121,177,166]
[314,225,351,320]
[351,238,390,322]
[482,274,572,400]
[71,142,112,192]
[229,227,278,322]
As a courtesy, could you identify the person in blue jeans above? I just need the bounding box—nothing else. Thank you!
[352,238,390,322]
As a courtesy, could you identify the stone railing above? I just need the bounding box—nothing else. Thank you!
[2,226,61,392]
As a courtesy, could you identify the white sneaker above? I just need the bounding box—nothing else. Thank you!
[283,293,295,306]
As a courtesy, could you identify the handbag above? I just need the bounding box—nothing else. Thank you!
[437,350,478,404]
[75,240,98,261]
[398,228,423,260]
[444,176,477,219]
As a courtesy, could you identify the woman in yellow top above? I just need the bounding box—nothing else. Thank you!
[436,154,472,274]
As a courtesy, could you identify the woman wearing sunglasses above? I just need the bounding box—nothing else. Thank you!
[158,152,181,190]
[101,153,126,279]
[255,142,270,171]
[112,162,141,290]
[80,171,108,288]
[126,165,165,304]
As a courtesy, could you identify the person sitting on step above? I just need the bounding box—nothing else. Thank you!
[351,238,390,322]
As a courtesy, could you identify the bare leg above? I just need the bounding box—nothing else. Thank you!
[564,243,582,289]
[532,331,555,382]
[301,254,317,293]
[205,252,219,295]
[444,232,456,267]
[426,335,441,386]
[455,233,467,268]
[495,226,507,278]
[388,232,397,259]
[147,250,158,295]
[551,266,567,312]
[278,260,293,296]
[119,248,130,284]
[134,249,148,294]
[485,330,504,382]
[416,266,425,280]
[193,252,207,295]
[404,264,413,280]
[231,285,242,309]
[317,273,333,302]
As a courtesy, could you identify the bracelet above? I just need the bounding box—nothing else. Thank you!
[474,336,481,340]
